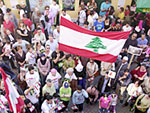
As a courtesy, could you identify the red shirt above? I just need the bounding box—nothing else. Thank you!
[22,18,32,30]
[3,21,15,33]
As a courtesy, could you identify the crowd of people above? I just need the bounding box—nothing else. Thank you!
[0,0,150,113]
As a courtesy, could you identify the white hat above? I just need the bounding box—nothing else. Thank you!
[123,56,128,61]
[75,63,83,72]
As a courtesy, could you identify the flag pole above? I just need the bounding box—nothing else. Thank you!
[128,54,134,69]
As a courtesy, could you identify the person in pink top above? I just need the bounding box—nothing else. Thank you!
[99,94,111,113]
[86,86,99,104]
[44,6,55,26]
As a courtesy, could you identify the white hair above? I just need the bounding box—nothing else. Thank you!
[66,68,74,73]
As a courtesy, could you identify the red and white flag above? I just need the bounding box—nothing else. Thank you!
[0,68,24,113]
[59,17,131,63]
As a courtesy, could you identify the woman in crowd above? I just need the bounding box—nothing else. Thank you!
[63,54,75,71]
[134,93,150,113]
[37,54,50,86]
[86,59,98,86]
[16,20,31,42]
[131,64,147,82]
[15,46,26,72]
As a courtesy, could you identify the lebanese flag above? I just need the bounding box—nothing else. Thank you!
[0,68,24,113]
[59,17,132,63]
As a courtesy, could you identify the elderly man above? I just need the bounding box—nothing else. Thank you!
[116,56,129,75]
[42,79,56,96]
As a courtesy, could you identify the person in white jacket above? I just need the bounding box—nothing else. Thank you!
[72,85,88,112]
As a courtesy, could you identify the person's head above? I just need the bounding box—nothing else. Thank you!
[124,69,129,77]
[105,73,109,79]
[120,7,124,13]
[140,64,146,71]
[6,8,11,15]
[89,58,94,64]
[37,27,42,35]
[66,54,72,61]
[17,46,22,52]
[134,80,141,87]
[46,95,53,104]
[105,17,110,23]
[36,41,42,47]
[34,7,39,13]
[91,85,96,91]
[40,53,46,60]
[51,68,57,76]
[28,65,34,74]
[53,0,57,5]
[77,85,82,93]
[62,8,66,16]
[80,0,85,5]
[66,68,74,76]
[125,21,130,27]
[16,35,22,43]
[84,21,89,28]
[122,56,128,63]
[46,79,52,87]
[49,34,53,42]
[63,81,69,89]
[45,45,50,52]
[105,0,110,4]
[4,15,9,23]
[28,47,33,53]
[16,4,22,10]
[18,20,25,28]
[45,5,50,12]
[56,25,60,32]
[126,5,130,11]
[141,32,146,40]
[24,99,32,108]
[90,10,94,16]
[131,33,137,40]
[21,1,26,8]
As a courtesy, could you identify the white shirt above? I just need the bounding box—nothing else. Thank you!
[41,100,56,113]
[60,14,71,21]
[25,89,39,104]
[65,73,77,81]
[45,40,58,52]
[46,72,61,89]
[93,13,99,23]
[34,33,46,44]
[79,10,86,24]
[25,52,36,65]
[25,71,40,87]
[20,9,25,19]
[53,29,60,42]
[50,4,59,17]
[122,25,132,31]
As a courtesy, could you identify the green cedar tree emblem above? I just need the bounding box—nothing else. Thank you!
[85,37,107,53]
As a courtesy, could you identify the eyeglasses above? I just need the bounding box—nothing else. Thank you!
[46,8,49,10]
